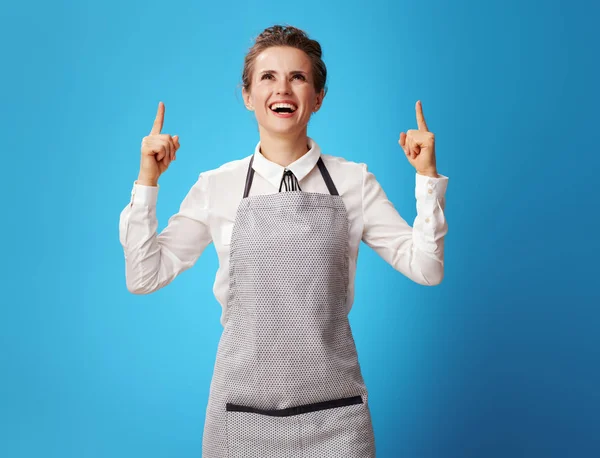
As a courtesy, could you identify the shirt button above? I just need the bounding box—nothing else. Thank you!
[428,189,433,194]
[425,217,430,223]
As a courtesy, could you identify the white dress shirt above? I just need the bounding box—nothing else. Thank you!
[119,137,449,326]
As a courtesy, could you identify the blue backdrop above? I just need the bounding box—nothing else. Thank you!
[2,0,598,456]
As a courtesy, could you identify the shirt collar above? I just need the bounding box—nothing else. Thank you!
[252,137,321,189]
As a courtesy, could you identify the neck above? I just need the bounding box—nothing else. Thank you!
[257,128,310,167]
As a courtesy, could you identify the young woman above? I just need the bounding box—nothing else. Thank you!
[119,24,449,458]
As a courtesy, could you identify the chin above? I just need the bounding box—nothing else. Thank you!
[261,122,304,137]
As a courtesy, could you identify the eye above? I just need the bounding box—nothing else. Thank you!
[260,73,305,81]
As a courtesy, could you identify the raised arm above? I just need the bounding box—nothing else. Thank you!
[118,101,212,294]
[361,100,449,285]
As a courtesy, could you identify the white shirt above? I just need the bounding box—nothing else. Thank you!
[119,137,449,326]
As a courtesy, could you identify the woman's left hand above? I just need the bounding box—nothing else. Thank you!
[399,100,438,177]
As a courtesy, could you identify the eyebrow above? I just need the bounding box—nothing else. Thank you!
[259,70,308,75]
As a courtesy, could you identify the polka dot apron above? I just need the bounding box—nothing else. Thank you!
[202,156,376,457]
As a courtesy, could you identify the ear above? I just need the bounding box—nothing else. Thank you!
[313,88,325,113]
[242,87,254,110]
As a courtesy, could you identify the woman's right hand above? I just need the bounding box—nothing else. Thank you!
[138,101,180,185]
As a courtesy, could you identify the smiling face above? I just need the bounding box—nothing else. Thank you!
[242,46,325,138]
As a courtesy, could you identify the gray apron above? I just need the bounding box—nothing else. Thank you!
[202,155,376,457]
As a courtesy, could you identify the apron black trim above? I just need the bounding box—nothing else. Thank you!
[243,154,339,198]
[317,156,339,196]
[243,154,256,199]
[226,395,363,417]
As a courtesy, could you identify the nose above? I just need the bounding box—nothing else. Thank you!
[276,78,292,95]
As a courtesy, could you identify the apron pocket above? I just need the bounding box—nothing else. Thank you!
[297,395,374,457]
[226,406,302,458]
[225,395,369,457]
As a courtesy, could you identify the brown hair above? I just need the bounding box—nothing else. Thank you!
[241,25,328,96]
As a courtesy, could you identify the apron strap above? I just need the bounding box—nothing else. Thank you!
[243,154,256,198]
[316,157,339,196]
[243,155,339,198]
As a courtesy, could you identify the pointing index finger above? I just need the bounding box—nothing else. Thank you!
[150,101,164,135]
[416,100,429,132]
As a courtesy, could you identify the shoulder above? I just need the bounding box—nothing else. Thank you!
[202,154,252,178]
[196,154,253,187]
[320,153,367,180]
[321,152,365,168]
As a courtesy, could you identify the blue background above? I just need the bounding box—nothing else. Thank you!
[2,0,598,456]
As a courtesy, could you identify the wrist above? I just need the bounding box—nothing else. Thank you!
[136,175,159,187]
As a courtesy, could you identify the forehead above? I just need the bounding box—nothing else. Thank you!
[254,46,312,72]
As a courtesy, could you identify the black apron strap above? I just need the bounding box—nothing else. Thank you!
[316,157,339,196]
[243,154,256,199]
[243,154,339,198]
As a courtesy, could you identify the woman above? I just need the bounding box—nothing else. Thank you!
[119,24,448,458]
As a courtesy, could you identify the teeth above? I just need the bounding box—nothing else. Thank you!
[270,103,297,111]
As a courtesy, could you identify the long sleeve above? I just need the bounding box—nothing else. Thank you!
[361,164,449,286]
[118,173,213,294]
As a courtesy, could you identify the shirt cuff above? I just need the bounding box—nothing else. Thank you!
[130,180,159,206]
[415,172,448,200]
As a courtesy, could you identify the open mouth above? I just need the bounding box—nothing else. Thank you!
[269,102,298,116]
